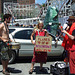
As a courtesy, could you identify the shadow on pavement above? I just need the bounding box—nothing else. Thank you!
[33,66,50,74]
[0,67,22,74]
[14,56,63,64]
[7,67,22,73]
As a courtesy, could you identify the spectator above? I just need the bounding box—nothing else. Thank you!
[57,22,63,36]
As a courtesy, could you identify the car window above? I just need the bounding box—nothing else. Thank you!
[14,30,35,40]
[9,29,15,33]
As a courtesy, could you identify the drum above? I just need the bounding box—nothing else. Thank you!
[8,42,20,50]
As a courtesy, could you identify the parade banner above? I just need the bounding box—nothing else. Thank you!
[35,36,52,52]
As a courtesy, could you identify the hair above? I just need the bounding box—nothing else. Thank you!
[3,14,12,21]
[37,21,43,29]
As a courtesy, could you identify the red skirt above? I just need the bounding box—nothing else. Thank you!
[32,48,47,63]
[69,50,75,74]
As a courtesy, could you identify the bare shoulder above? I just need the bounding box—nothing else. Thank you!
[44,29,47,32]
[0,23,4,28]
[34,29,37,33]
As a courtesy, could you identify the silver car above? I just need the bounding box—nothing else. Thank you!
[3,26,64,63]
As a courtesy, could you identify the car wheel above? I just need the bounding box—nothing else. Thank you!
[8,50,16,64]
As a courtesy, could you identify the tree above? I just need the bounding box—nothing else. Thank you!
[42,4,45,7]
[0,13,4,22]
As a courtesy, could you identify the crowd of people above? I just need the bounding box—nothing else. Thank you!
[14,23,34,28]
[0,14,75,75]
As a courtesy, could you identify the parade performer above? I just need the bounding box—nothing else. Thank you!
[61,16,75,75]
[29,21,50,74]
[0,14,12,75]
[62,20,70,64]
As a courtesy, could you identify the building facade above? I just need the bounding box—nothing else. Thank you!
[0,0,35,14]
[3,0,17,2]
[17,0,35,5]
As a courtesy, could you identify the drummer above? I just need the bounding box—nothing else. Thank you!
[0,14,12,75]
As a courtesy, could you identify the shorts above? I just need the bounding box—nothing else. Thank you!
[0,41,9,60]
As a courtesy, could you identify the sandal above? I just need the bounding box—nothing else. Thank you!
[29,69,33,74]
[2,70,10,75]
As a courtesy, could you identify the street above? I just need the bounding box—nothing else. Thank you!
[0,57,63,75]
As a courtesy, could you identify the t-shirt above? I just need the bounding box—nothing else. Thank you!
[63,24,68,30]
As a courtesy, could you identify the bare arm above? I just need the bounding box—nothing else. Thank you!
[45,31,50,37]
[0,23,4,41]
[31,29,35,44]
[61,30,75,40]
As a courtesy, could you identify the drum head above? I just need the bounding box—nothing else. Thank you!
[9,42,20,45]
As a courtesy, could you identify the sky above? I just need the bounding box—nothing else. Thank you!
[35,0,46,4]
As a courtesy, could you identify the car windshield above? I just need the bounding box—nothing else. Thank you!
[9,29,15,33]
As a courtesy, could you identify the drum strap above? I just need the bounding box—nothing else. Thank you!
[4,23,10,42]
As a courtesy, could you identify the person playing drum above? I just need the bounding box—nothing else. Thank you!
[0,14,12,75]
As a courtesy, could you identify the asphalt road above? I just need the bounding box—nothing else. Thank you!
[0,57,64,75]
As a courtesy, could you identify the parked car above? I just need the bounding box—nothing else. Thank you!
[0,26,64,63]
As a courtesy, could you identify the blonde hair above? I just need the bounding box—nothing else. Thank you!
[36,21,43,29]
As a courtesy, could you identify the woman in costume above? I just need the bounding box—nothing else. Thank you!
[29,21,50,74]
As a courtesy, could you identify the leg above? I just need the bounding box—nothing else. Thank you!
[5,60,9,69]
[30,62,35,70]
[1,42,10,75]
[1,60,10,75]
[39,63,45,72]
[40,63,43,70]
[29,62,35,74]
[1,60,6,72]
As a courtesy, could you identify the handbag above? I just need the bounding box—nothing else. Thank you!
[50,61,69,75]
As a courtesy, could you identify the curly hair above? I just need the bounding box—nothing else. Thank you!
[3,14,12,21]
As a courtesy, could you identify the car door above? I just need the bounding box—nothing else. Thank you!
[13,29,35,56]
[47,39,64,56]
[12,28,64,57]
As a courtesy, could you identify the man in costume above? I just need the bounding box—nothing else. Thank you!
[61,16,75,75]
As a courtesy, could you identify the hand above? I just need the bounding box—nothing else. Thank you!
[3,40,8,43]
[10,39,12,42]
[32,41,35,45]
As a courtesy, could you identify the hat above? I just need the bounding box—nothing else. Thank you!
[67,16,75,21]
